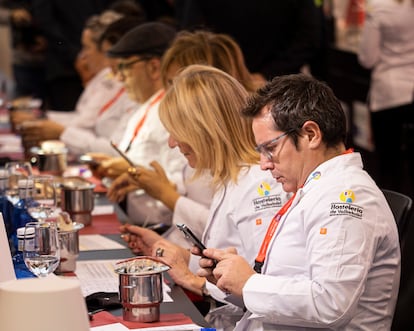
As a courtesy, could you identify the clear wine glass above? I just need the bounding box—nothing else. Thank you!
[5,161,33,204]
[23,221,60,277]
[27,175,58,223]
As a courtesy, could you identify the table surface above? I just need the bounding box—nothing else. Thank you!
[78,201,210,328]
[0,116,210,327]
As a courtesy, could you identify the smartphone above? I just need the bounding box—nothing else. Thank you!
[177,224,217,268]
[110,141,135,166]
[176,223,206,251]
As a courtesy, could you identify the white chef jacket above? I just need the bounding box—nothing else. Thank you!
[122,89,187,225]
[163,165,213,248]
[236,152,400,331]
[187,165,290,304]
[358,0,414,111]
[60,87,138,155]
[48,67,120,127]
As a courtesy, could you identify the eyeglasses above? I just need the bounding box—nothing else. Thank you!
[255,129,295,161]
[117,58,148,76]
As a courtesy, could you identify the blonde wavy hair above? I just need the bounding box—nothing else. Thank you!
[161,30,256,92]
[159,64,258,190]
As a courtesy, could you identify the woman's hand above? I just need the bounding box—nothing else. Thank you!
[119,223,163,255]
[129,161,180,210]
[151,239,209,295]
[107,171,140,203]
[95,157,129,179]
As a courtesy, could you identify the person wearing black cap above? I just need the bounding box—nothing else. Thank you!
[92,21,186,228]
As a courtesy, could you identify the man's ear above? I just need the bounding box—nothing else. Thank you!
[146,58,161,80]
[301,120,322,149]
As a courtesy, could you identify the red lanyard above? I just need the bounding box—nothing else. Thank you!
[124,90,165,152]
[254,148,354,273]
[254,191,297,273]
[97,87,125,117]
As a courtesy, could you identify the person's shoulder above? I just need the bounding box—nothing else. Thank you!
[236,164,282,193]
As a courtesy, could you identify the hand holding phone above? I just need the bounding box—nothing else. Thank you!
[177,224,218,268]
[110,141,135,166]
[176,223,206,252]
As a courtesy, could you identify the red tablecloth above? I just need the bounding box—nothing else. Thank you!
[80,213,122,235]
[90,311,194,329]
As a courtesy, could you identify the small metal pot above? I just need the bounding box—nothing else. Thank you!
[115,257,170,322]
[59,177,95,226]
[30,146,68,176]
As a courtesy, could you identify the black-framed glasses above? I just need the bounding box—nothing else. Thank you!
[117,57,148,76]
[255,129,296,161]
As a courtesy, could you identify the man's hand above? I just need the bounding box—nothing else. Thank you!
[197,247,255,296]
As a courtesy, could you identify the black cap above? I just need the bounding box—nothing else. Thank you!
[107,22,176,58]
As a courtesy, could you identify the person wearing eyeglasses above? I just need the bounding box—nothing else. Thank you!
[107,30,262,243]
[119,65,290,330]
[91,21,187,227]
[197,74,401,331]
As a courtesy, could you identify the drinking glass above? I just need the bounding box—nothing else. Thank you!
[27,175,58,222]
[23,221,60,277]
[5,161,33,204]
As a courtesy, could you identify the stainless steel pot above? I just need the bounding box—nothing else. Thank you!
[30,146,67,176]
[115,257,170,322]
[59,177,95,226]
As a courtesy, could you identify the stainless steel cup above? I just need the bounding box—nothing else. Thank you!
[59,177,95,226]
[115,257,170,322]
[56,222,84,273]
[30,146,68,176]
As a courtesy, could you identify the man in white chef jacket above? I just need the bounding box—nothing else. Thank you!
[198,74,401,331]
[95,22,186,226]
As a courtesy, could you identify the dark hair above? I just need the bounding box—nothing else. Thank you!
[242,73,347,148]
[109,0,147,20]
[97,15,146,50]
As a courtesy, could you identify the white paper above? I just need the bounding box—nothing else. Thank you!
[92,204,115,216]
[90,323,204,331]
[0,213,16,282]
[75,259,172,302]
[90,323,128,331]
[79,234,125,251]
[0,133,23,153]
[131,324,203,331]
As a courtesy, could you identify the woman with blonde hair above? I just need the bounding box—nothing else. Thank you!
[120,64,289,330]
[161,29,261,91]
[108,30,262,241]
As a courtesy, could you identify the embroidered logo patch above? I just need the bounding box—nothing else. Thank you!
[257,182,271,196]
[339,190,355,203]
[254,181,282,211]
[311,171,321,180]
[330,190,363,219]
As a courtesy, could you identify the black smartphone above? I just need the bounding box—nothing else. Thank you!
[110,141,135,166]
[176,223,206,251]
